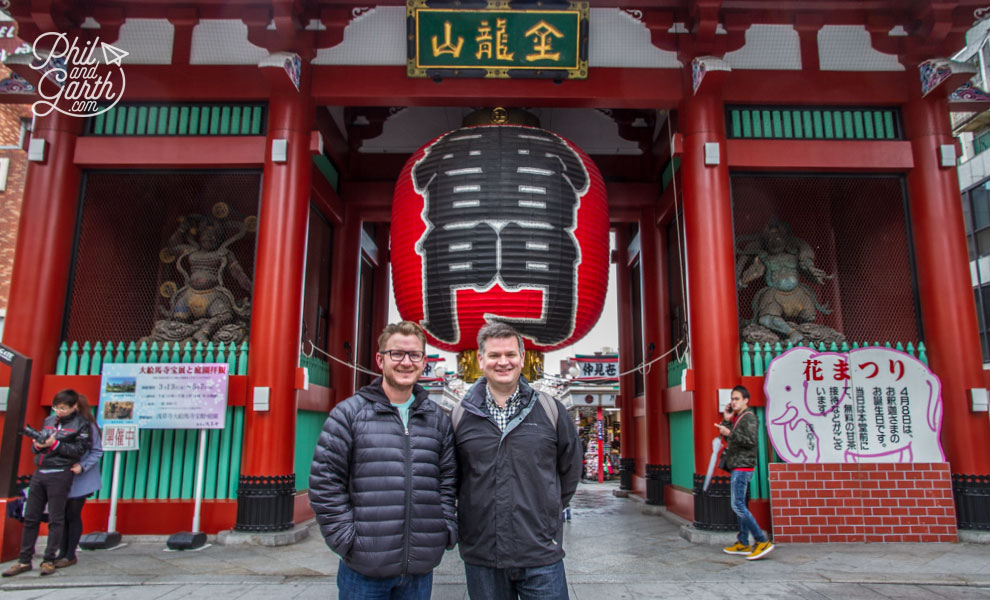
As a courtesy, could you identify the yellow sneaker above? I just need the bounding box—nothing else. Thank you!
[746,540,775,561]
[722,541,751,555]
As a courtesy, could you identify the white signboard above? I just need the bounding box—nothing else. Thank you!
[576,393,617,407]
[574,360,618,379]
[764,347,944,463]
[99,363,229,431]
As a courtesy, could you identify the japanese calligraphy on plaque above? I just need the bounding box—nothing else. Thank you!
[764,347,944,463]
[98,362,229,432]
[407,0,588,79]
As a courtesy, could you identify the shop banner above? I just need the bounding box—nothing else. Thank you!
[764,347,943,463]
[98,362,229,431]
[573,360,618,379]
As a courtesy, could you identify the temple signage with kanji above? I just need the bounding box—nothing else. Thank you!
[407,1,588,79]
[764,347,944,464]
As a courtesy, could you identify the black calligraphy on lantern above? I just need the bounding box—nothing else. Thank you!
[412,127,588,346]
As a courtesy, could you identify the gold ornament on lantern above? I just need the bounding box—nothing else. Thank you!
[458,350,482,383]
[522,350,544,382]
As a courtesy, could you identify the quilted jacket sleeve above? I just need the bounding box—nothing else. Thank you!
[437,411,458,549]
[308,402,357,557]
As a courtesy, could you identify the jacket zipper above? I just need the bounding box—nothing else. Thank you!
[399,405,412,575]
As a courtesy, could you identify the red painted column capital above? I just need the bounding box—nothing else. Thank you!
[903,84,990,476]
[237,56,314,530]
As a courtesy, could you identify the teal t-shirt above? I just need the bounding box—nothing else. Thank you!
[393,396,414,429]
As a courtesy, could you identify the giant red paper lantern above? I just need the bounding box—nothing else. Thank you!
[392,125,609,352]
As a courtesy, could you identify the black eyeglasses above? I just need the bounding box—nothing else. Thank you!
[379,350,426,363]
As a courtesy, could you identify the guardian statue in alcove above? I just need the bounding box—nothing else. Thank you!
[736,218,844,346]
[144,203,254,346]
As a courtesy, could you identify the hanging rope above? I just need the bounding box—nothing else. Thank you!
[302,338,379,377]
[615,338,685,378]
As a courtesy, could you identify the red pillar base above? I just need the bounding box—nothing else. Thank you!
[0,500,24,562]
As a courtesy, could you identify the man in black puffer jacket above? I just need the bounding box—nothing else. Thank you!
[309,322,456,599]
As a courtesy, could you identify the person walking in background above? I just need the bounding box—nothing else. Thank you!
[3,389,92,577]
[309,321,457,599]
[716,385,775,561]
[453,322,582,600]
[55,394,103,569]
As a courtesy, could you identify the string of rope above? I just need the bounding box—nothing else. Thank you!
[666,113,691,367]
[615,339,685,378]
[302,339,379,376]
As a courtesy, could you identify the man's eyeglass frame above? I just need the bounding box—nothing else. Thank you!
[379,350,426,363]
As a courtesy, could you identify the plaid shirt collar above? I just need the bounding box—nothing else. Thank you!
[485,383,523,431]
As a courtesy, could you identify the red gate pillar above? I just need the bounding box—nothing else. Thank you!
[613,226,642,493]
[0,112,81,560]
[327,206,363,405]
[237,57,313,532]
[680,87,741,524]
[903,76,990,527]
[640,206,671,468]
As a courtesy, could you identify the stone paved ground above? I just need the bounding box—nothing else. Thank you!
[2,481,990,599]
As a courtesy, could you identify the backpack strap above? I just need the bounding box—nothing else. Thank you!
[451,402,465,433]
[451,391,559,434]
[537,391,559,433]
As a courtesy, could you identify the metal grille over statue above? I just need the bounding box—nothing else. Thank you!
[391,109,609,380]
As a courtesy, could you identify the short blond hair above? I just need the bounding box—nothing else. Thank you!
[378,321,427,351]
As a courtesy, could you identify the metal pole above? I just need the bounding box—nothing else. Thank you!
[597,406,604,484]
[192,429,207,532]
[108,451,121,532]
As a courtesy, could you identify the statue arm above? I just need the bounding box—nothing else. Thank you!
[737,255,764,289]
[799,255,831,284]
[226,252,253,291]
[796,239,831,284]
[167,220,196,255]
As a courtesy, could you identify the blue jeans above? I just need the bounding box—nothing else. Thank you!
[336,560,433,600]
[730,469,766,546]
[464,560,569,600]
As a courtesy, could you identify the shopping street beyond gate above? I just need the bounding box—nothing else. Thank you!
[1,482,990,599]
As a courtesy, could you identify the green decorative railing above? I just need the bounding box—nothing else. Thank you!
[55,340,249,376]
[726,106,902,140]
[668,410,694,490]
[87,103,267,136]
[95,407,245,500]
[54,340,249,500]
[667,353,687,388]
[740,340,927,377]
[295,410,328,492]
[300,354,330,388]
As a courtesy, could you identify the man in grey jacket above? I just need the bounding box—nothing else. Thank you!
[455,322,582,600]
[309,321,457,599]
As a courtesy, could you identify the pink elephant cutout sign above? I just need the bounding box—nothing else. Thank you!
[764,347,944,463]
